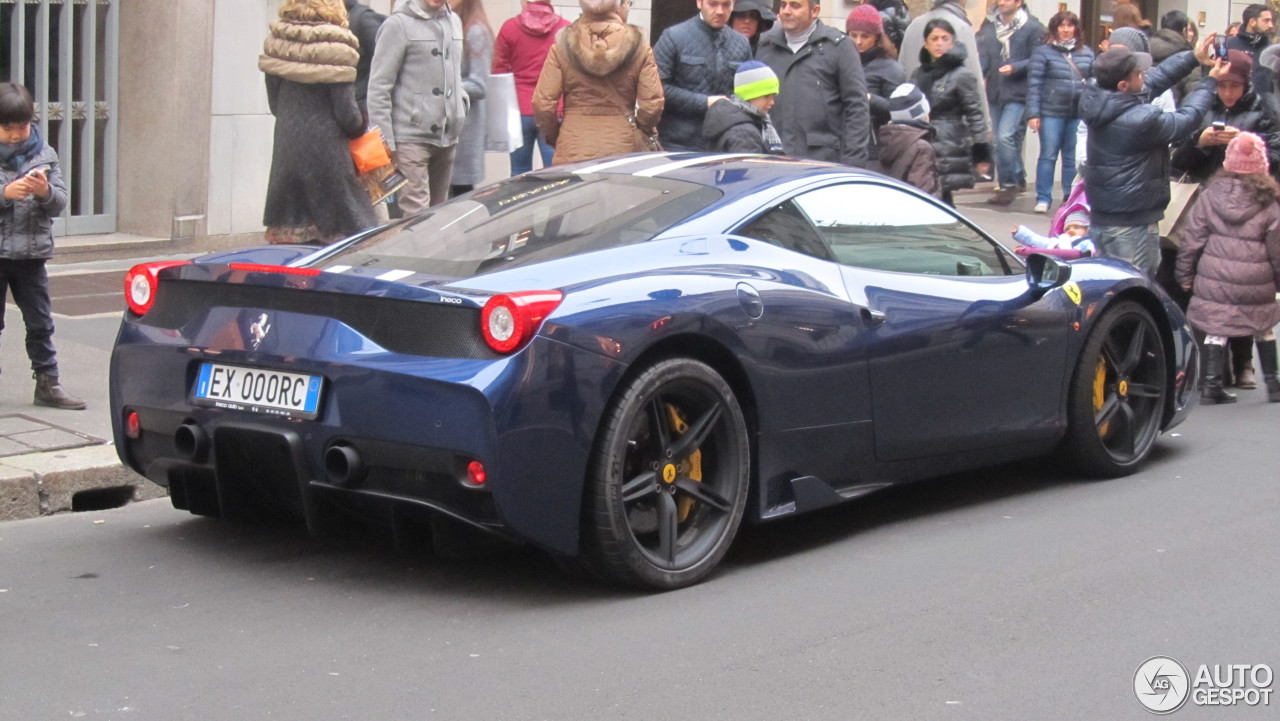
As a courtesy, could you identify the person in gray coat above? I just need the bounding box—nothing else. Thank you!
[754,0,870,167]
[449,0,492,197]
[368,0,468,214]
[0,83,85,410]
[654,0,752,152]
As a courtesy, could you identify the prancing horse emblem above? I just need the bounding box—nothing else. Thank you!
[249,312,271,350]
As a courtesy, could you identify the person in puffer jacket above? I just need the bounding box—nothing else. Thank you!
[0,84,86,410]
[1079,43,1226,277]
[702,60,784,153]
[1175,131,1280,405]
[1025,11,1093,211]
[653,0,751,151]
[912,19,989,206]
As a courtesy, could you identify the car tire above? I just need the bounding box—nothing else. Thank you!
[1062,300,1168,478]
[581,358,750,590]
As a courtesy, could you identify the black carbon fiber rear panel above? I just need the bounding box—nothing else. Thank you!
[138,279,497,359]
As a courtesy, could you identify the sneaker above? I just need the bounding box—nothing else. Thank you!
[1034,201,1050,213]
[986,187,1019,205]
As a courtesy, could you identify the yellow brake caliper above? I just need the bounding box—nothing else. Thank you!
[1093,357,1110,437]
[665,404,703,522]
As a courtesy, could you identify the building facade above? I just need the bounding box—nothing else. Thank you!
[1,0,1245,250]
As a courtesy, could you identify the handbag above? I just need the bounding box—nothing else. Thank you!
[350,126,392,174]
[600,81,663,152]
[1160,173,1202,239]
[485,73,524,153]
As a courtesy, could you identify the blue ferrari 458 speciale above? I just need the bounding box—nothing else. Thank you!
[110,153,1198,589]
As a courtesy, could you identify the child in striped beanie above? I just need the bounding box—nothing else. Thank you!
[702,60,784,154]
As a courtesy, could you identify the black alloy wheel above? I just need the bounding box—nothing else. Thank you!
[1063,300,1168,477]
[582,358,750,590]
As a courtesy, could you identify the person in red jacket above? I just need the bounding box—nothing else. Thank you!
[493,0,569,175]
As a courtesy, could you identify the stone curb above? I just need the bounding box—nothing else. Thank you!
[0,443,166,522]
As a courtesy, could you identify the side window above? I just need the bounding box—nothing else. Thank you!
[791,184,1016,276]
[735,201,834,261]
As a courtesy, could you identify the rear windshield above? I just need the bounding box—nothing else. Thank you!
[313,173,722,278]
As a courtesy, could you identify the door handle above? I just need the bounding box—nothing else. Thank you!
[861,307,886,326]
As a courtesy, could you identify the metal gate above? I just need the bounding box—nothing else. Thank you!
[2,0,117,235]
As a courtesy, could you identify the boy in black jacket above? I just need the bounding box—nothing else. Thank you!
[703,61,785,154]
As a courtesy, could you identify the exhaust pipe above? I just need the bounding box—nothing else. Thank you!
[324,444,367,487]
[173,421,209,462]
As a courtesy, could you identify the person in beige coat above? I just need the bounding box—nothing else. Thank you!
[532,0,664,165]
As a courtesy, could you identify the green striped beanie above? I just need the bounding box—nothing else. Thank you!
[734,60,779,101]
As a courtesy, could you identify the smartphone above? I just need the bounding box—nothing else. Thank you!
[1212,121,1227,131]
[1213,36,1229,59]
[23,165,49,178]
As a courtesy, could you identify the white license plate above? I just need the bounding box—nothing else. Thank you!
[193,363,323,419]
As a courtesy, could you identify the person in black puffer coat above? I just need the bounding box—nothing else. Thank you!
[1025,10,1093,208]
[866,0,910,53]
[847,4,905,169]
[912,19,989,205]
[1079,44,1224,277]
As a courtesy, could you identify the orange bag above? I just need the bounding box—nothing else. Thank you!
[350,127,391,174]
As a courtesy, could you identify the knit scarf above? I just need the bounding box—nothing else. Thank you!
[0,123,43,172]
[1051,38,1077,51]
[994,8,1027,61]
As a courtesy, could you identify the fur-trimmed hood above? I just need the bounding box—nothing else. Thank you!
[259,20,360,84]
[559,18,643,77]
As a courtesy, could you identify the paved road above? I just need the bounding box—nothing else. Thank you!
[1,399,1276,720]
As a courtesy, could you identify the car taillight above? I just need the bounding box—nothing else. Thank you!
[480,290,564,354]
[124,260,191,316]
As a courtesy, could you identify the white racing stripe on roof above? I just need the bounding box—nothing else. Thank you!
[377,269,415,282]
[632,154,753,177]
[324,265,351,274]
[572,153,677,174]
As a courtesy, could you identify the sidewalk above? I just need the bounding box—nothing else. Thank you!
[0,187,1052,522]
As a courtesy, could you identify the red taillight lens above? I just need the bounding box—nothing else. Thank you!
[124,260,191,316]
[466,460,487,486]
[480,290,564,354]
[125,411,141,439]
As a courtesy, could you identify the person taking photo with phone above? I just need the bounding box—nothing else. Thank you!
[0,83,86,410]
[1170,49,1280,391]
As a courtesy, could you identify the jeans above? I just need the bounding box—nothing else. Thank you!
[0,259,58,375]
[509,114,554,176]
[991,101,1027,188]
[1034,116,1079,204]
[1093,223,1160,278]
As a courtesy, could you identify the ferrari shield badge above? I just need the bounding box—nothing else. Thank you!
[1063,281,1082,306]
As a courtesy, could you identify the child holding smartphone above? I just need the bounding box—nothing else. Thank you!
[0,83,85,409]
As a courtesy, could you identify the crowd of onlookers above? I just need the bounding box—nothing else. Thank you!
[251,0,1280,406]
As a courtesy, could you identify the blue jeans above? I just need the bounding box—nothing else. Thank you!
[1034,116,1079,205]
[510,114,554,176]
[991,102,1027,188]
[1093,223,1160,278]
[0,259,58,374]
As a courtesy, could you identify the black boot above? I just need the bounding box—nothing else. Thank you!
[1258,340,1280,403]
[34,372,87,410]
[1201,343,1238,405]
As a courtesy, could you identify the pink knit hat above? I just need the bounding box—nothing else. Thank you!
[1224,131,1270,175]
[846,4,883,36]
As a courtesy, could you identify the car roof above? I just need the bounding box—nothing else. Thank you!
[540,152,884,202]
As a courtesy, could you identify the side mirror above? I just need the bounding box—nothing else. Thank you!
[1024,252,1072,295]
